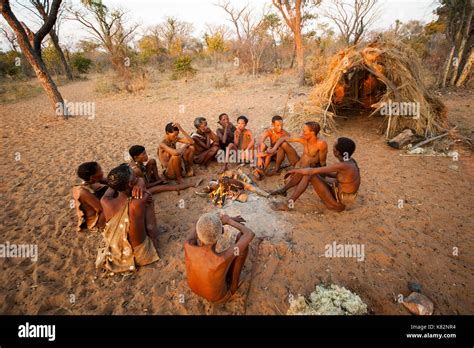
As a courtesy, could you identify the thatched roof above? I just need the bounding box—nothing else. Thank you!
[291,39,448,138]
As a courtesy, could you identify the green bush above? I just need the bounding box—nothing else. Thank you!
[0,51,21,78]
[72,53,92,74]
[43,46,63,75]
[171,55,196,80]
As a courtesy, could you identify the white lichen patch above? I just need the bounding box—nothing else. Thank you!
[287,284,368,315]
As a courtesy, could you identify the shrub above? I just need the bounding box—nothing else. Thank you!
[72,53,93,74]
[171,55,196,80]
[0,51,21,78]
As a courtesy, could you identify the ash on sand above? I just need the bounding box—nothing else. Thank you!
[219,195,291,242]
[287,284,368,315]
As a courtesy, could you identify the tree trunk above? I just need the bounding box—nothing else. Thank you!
[295,31,305,86]
[28,47,67,116]
[49,30,73,80]
[456,48,473,87]
[449,5,472,86]
[289,44,296,69]
[1,1,68,118]
[440,44,455,88]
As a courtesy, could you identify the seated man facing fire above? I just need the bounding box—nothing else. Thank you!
[269,121,328,196]
[184,212,255,303]
[129,145,166,187]
[158,122,196,183]
[254,115,299,179]
[271,137,360,212]
[191,116,220,167]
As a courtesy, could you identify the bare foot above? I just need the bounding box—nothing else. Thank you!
[266,168,281,177]
[270,201,290,211]
[269,188,287,197]
[253,169,264,181]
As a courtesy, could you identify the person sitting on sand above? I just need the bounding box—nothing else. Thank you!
[226,115,255,166]
[129,145,166,187]
[158,122,195,183]
[73,162,146,232]
[72,162,109,232]
[271,137,360,212]
[216,113,236,151]
[216,113,236,170]
[130,144,200,194]
[184,212,255,303]
[97,164,160,272]
[191,117,220,167]
[255,115,299,179]
[268,121,328,196]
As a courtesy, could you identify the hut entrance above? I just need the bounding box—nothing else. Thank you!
[331,68,387,118]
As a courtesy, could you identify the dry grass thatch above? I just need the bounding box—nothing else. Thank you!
[290,39,448,138]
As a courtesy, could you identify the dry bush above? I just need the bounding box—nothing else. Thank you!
[95,68,150,94]
[213,72,231,88]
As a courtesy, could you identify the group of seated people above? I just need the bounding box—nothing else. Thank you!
[72,113,361,303]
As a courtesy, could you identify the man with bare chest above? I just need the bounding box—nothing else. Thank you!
[271,137,361,212]
[268,121,328,196]
[255,115,299,178]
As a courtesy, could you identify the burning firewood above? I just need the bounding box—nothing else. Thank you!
[196,169,269,206]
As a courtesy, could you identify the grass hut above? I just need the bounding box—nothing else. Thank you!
[292,39,448,139]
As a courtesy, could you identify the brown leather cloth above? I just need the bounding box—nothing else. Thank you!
[72,182,107,232]
[332,182,358,206]
[96,199,159,273]
[134,235,160,266]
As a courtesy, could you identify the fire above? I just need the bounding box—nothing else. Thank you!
[205,168,269,206]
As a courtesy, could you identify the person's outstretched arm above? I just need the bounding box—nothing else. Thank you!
[287,163,343,176]
[267,136,305,154]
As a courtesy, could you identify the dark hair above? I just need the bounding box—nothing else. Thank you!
[194,117,207,129]
[77,162,100,182]
[165,122,179,134]
[335,137,356,158]
[305,121,320,136]
[129,145,145,159]
[218,113,228,121]
[237,115,248,124]
[272,115,283,123]
[107,164,133,192]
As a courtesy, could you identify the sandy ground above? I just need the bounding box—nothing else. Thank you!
[0,68,473,315]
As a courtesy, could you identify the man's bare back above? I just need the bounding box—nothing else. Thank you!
[184,214,254,303]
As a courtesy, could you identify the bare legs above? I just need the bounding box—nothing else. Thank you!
[258,141,299,177]
[183,146,196,177]
[148,178,202,195]
[270,173,304,196]
[272,174,346,212]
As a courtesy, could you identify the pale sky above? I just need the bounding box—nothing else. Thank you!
[1,0,439,51]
